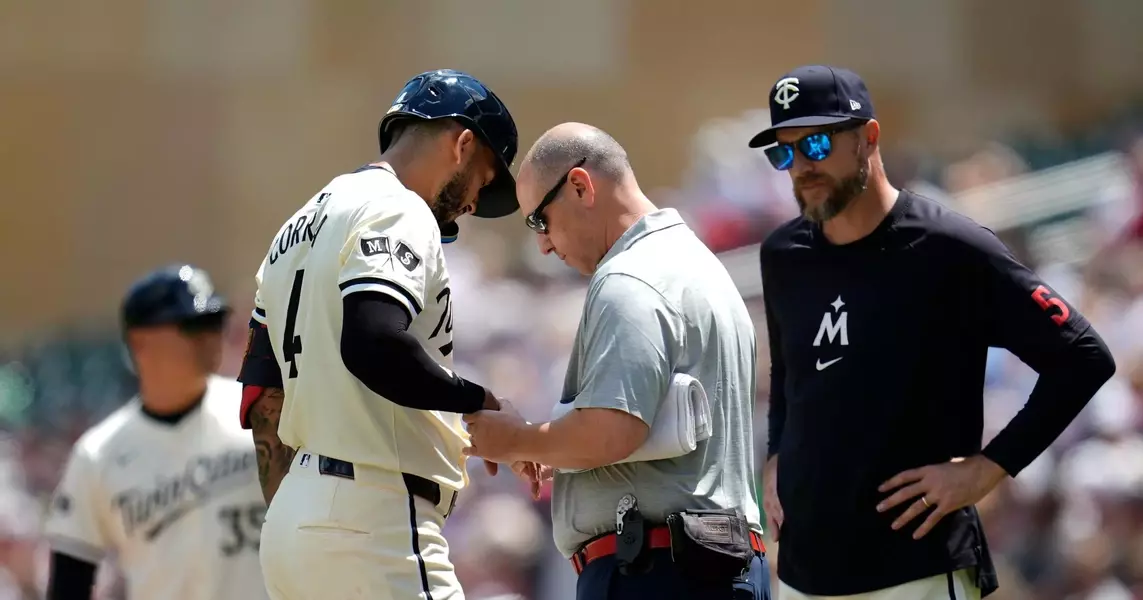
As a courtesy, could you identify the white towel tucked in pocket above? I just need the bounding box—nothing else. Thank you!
[551,373,712,474]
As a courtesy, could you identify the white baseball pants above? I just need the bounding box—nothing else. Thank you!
[259,449,463,600]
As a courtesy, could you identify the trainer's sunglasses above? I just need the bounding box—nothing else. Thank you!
[763,121,865,171]
[525,157,587,234]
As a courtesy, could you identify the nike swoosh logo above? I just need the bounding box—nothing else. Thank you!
[815,357,843,371]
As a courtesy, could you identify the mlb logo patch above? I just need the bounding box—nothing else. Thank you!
[299,453,311,468]
[360,236,390,257]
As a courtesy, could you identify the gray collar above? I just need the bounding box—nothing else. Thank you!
[599,208,686,266]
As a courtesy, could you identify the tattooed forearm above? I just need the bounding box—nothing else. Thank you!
[248,387,294,505]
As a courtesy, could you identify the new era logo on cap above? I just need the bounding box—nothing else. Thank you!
[748,65,875,148]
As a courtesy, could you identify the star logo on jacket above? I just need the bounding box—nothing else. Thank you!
[813,295,848,371]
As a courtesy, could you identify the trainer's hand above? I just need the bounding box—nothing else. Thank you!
[463,400,530,466]
[877,455,1008,539]
[762,455,783,541]
[511,461,553,500]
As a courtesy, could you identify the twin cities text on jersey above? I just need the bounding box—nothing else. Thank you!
[270,193,330,265]
[111,449,256,541]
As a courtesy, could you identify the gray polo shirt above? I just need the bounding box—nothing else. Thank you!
[550,208,762,558]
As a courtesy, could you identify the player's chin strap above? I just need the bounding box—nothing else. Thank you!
[440,221,459,244]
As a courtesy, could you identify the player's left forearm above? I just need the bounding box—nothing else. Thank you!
[341,293,486,413]
[247,387,295,504]
[981,326,1116,476]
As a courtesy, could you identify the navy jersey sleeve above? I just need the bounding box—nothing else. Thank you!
[958,222,1115,476]
[760,242,787,459]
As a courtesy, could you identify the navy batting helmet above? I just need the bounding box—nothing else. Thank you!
[121,264,230,331]
[378,69,519,220]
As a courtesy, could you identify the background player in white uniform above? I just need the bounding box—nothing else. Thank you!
[43,264,270,600]
[236,69,521,600]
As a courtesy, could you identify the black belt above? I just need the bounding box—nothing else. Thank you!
[316,455,456,517]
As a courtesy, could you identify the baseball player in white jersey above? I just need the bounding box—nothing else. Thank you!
[236,69,521,600]
[43,265,270,600]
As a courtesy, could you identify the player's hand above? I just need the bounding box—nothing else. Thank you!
[510,461,553,500]
[480,391,523,419]
[876,455,1008,539]
[762,455,783,541]
[482,388,501,411]
[462,408,530,466]
[495,396,522,419]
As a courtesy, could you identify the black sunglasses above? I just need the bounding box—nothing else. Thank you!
[525,157,587,234]
[763,121,865,171]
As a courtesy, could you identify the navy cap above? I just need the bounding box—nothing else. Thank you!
[122,264,230,330]
[748,65,875,148]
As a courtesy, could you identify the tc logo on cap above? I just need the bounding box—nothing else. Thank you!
[773,77,801,110]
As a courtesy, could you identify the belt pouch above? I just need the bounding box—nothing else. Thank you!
[666,508,752,582]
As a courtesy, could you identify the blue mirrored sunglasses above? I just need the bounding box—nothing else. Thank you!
[763,121,865,171]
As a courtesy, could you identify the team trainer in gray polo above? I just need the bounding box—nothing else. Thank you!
[463,122,770,600]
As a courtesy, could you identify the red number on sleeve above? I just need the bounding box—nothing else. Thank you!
[1031,285,1070,326]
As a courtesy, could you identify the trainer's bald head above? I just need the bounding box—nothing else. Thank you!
[516,122,658,276]
[519,122,631,190]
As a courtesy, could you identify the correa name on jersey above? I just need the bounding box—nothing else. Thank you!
[111,449,257,541]
[269,193,330,265]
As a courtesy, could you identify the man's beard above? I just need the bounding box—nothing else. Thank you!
[432,168,472,227]
[794,158,870,223]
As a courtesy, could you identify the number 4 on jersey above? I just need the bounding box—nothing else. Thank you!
[283,269,305,377]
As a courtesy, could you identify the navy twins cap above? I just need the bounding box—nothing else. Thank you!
[748,65,875,148]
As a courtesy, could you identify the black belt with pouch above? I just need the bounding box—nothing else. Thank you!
[665,508,755,582]
[611,494,755,582]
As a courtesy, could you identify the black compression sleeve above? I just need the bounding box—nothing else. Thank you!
[340,292,486,413]
[47,551,97,600]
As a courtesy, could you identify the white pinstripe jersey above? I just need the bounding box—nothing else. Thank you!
[249,164,469,492]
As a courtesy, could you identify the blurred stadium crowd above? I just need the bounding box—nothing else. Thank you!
[2,107,1143,600]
